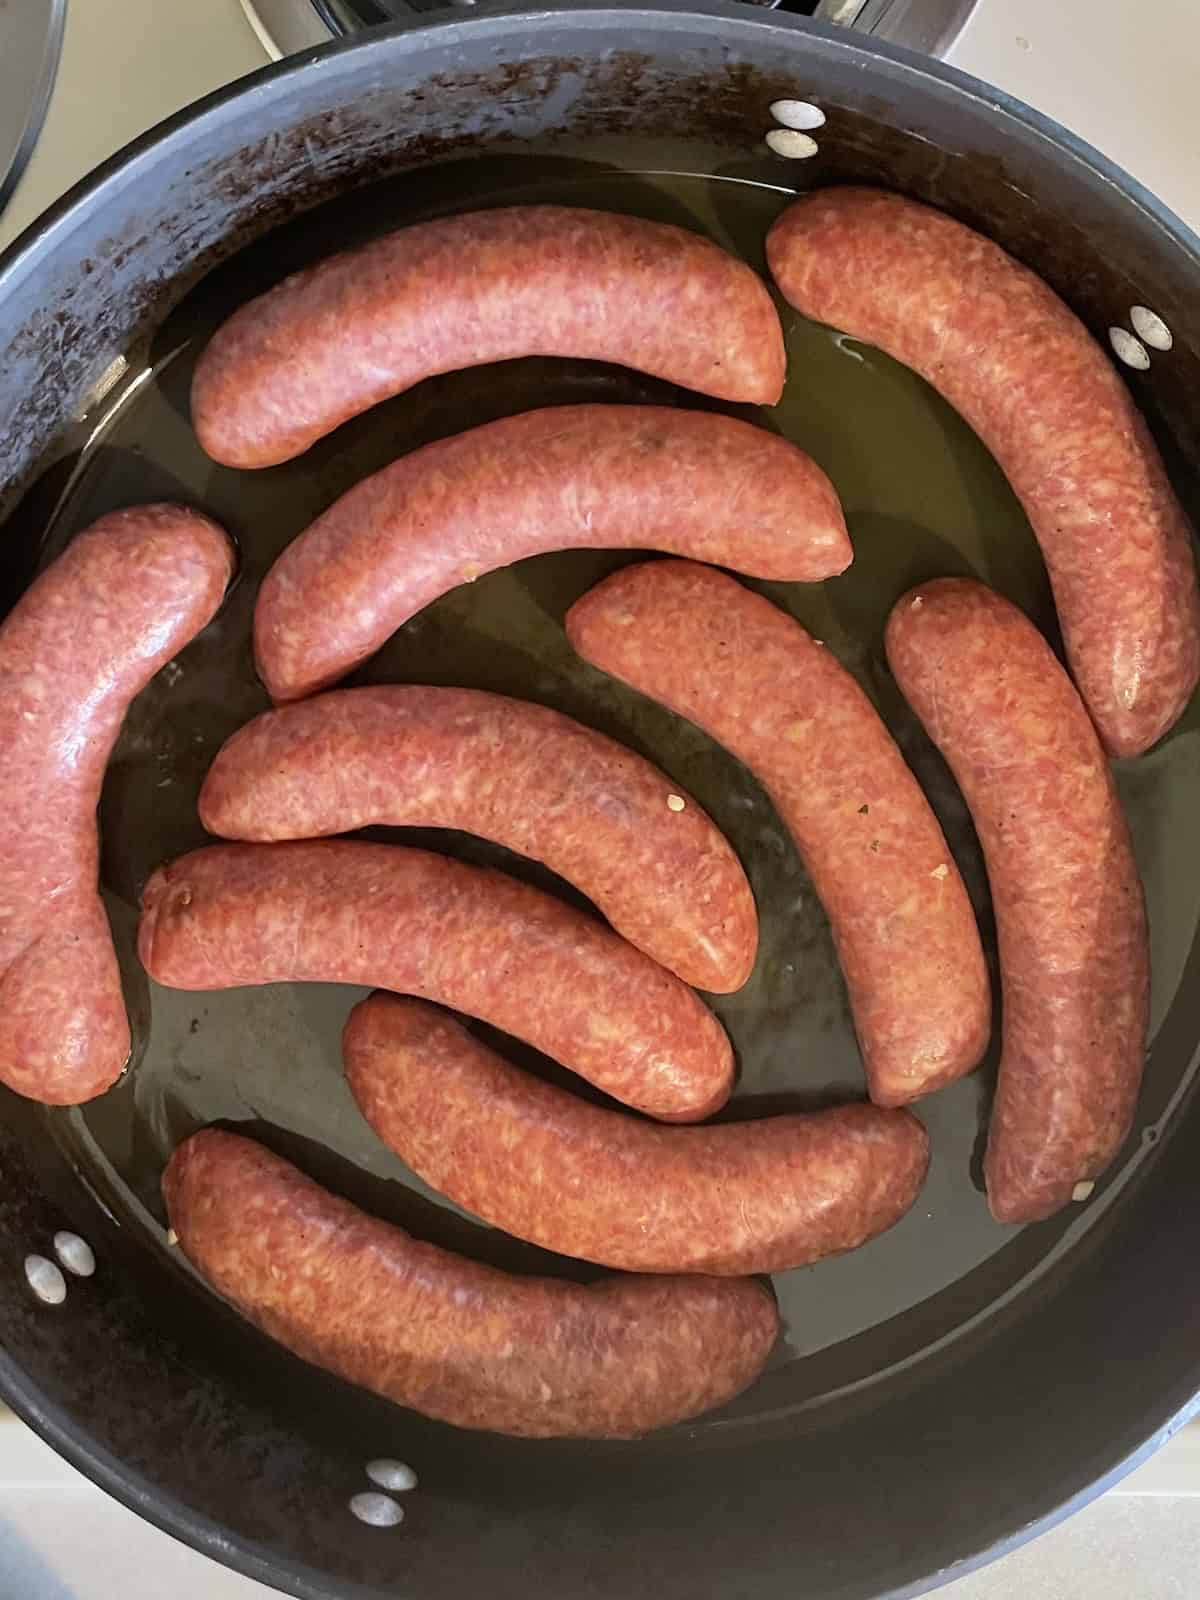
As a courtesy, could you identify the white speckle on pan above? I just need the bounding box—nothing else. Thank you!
[25,1255,67,1305]
[366,1459,418,1493]
[769,99,826,131]
[1129,305,1173,351]
[667,794,686,812]
[165,1228,179,1246]
[1109,327,1150,370]
[765,129,819,160]
[53,1232,95,1278]
[1072,1180,1095,1202]
[350,1492,405,1528]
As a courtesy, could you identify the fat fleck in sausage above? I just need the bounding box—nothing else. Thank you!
[0,505,232,1105]
[138,840,733,1121]
[253,405,850,702]
[199,685,757,993]
[344,993,930,1275]
[164,1129,780,1438]
[767,187,1200,757]
[566,560,990,1107]
[190,205,786,468]
[885,578,1150,1223]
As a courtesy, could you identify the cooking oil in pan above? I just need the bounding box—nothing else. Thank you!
[16,148,1200,1429]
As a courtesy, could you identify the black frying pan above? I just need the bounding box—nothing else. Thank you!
[0,6,1198,1597]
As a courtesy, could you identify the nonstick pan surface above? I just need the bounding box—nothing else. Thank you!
[20,146,1199,1407]
[1,11,1199,1599]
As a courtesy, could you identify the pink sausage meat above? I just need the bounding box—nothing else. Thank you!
[199,685,757,993]
[190,205,787,468]
[886,578,1150,1222]
[138,840,734,1121]
[567,560,990,1107]
[164,1129,780,1439]
[252,405,851,702]
[767,186,1200,757]
[0,505,232,1104]
[344,993,930,1276]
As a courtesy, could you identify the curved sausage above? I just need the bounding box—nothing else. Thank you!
[566,560,990,1107]
[0,505,232,1105]
[199,685,757,993]
[138,840,732,1121]
[344,993,930,1275]
[766,186,1200,758]
[190,205,786,469]
[885,578,1150,1223]
[164,1129,779,1439]
[253,405,850,703]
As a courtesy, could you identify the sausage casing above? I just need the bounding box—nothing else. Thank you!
[199,685,757,992]
[566,560,990,1106]
[191,205,786,468]
[0,505,232,1104]
[164,1129,780,1438]
[138,840,733,1121]
[767,187,1200,757]
[885,577,1150,1222]
[345,993,930,1275]
[253,405,850,702]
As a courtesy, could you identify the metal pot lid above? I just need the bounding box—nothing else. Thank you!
[0,0,66,219]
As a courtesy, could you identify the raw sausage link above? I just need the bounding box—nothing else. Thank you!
[164,1129,780,1439]
[766,186,1200,758]
[566,560,990,1107]
[0,505,232,1104]
[199,685,757,993]
[138,840,733,1121]
[344,993,930,1275]
[253,404,850,702]
[190,205,786,468]
[885,578,1150,1223]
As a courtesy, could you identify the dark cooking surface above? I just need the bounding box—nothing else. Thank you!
[10,152,1197,1432]
[3,10,1200,1597]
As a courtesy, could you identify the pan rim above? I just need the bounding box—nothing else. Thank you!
[1,0,1199,294]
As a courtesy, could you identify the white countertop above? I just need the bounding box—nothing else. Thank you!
[2,1406,1199,1600]
[0,0,263,255]
[2,1,1198,1596]
[947,0,1200,234]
